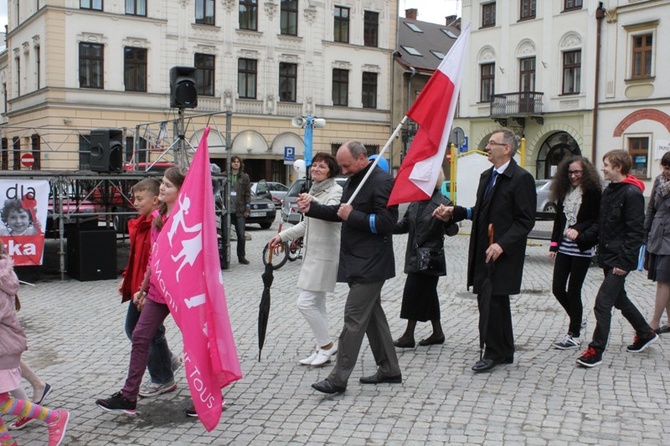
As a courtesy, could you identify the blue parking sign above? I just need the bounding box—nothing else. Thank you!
[284,146,295,163]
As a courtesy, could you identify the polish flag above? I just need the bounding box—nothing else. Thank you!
[388,23,471,206]
[152,127,242,431]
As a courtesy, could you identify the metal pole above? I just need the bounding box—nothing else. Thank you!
[224,110,232,269]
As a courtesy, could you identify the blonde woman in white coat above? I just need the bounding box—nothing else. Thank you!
[268,153,343,366]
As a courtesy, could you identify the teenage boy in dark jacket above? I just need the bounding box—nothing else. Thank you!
[576,150,658,367]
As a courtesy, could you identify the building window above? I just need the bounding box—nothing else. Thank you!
[35,46,41,89]
[480,63,495,102]
[334,6,350,43]
[14,57,20,96]
[79,42,104,89]
[279,62,297,102]
[126,0,146,16]
[239,0,257,31]
[563,0,582,11]
[280,0,298,36]
[520,0,536,20]
[332,68,348,106]
[81,0,103,10]
[482,2,496,28]
[79,135,91,170]
[632,33,653,79]
[628,136,649,178]
[364,11,379,47]
[124,47,147,92]
[195,53,215,96]
[238,58,257,99]
[362,72,377,109]
[195,0,215,25]
[562,50,581,95]
[12,137,20,171]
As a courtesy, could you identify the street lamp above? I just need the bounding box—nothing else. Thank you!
[291,115,326,190]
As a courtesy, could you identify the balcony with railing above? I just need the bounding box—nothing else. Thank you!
[490,92,544,126]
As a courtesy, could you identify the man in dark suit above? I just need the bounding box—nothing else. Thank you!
[435,129,536,372]
[297,141,401,394]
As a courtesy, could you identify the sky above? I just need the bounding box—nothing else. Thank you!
[0,0,5,29]
[400,0,461,25]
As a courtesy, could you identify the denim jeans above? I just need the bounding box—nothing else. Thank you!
[588,268,652,354]
[232,212,246,259]
[121,299,172,400]
[125,302,174,385]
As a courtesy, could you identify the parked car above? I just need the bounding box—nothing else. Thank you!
[535,179,557,219]
[251,181,289,209]
[247,191,276,229]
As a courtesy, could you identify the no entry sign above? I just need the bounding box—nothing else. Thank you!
[21,153,35,168]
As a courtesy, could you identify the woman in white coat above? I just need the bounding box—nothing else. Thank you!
[268,152,343,366]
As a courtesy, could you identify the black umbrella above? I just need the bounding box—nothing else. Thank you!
[258,249,274,362]
[477,223,495,361]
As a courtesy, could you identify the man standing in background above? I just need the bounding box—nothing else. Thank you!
[230,155,251,265]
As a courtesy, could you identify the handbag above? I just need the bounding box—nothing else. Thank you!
[415,247,446,272]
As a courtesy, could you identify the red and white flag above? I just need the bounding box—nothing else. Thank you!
[152,127,242,431]
[388,23,471,206]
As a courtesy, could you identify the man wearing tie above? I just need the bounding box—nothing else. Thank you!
[434,129,536,372]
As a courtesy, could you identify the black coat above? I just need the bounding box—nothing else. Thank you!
[453,159,536,295]
[550,184,601,252]
[584,181,645,271]
[394,190,458,276]
[306,163,398,283]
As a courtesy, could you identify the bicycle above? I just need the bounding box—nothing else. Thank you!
[262,235,303,270]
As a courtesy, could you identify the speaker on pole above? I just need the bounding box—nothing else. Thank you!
[90,128,123,173]
[170,66,198,109]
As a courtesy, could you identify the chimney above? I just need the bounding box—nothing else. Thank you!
[405,9,417,20]
[446,15,457,25]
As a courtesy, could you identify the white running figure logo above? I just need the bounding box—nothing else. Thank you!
[168,194,203,280]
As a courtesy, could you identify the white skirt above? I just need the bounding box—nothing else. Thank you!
[0,367,21,393]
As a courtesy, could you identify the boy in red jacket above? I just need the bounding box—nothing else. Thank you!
[119,178,179,397]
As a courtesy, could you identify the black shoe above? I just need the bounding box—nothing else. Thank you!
[311,379,346,394]
[185,406,197,417]
[393,337,415,348]
[359,371,402,385]
[418,334,445,346]
[239,258,250,265]
[471,358,498,373]
[576,347,602,367]
[656,325,670,334]
[627,332,659,352]
[95,391,137,414]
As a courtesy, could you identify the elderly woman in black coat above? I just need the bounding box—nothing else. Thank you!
[393,171,458,348]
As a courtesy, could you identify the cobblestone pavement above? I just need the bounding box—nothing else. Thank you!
[10,218,670,445]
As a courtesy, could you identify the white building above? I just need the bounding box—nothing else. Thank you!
[0,0,398,182]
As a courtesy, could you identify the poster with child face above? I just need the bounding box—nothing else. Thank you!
[0,180,49,266]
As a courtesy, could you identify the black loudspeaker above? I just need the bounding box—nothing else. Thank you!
[67,227,117,281]
[90,128,123,173]
[170,66,198,108]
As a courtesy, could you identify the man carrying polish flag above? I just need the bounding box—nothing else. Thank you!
[152,127,242,431]
[387,23,471,206]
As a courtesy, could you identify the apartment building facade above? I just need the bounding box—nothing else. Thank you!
[0,0,398,182]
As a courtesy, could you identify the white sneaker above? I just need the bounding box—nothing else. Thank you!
[311,345,338,367]
[299,351,318,365]
[138,379,177,398]
[554,334,581,350]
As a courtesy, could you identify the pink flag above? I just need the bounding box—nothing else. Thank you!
[388,23,471,206]
[152,127,242,431]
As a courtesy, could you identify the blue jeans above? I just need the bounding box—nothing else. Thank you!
[125,301,174,385]
[232,212,246,259]
[588,268,652,354]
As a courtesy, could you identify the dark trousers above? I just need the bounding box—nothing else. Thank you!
[552,253,591,337]
[328,281,401,387]
[231,213,246,259]
[588,269,652,354]
[125,302,174,385]
[482,294,514,362]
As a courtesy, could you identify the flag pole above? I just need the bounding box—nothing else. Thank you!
[346,116,408,205]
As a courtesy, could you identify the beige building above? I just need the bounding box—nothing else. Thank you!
[0,0,398,183]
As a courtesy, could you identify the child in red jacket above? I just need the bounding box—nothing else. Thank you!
[118,178,179,398]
